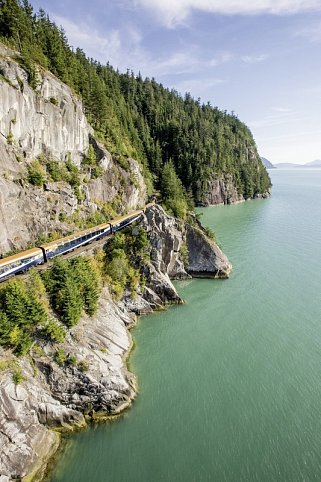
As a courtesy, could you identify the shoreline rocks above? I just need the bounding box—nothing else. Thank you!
[0,205,232,482]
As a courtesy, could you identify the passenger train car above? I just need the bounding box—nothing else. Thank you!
[0,247,44,282]
[0,206,149,283]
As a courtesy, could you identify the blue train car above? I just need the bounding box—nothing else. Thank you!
[0,206,147,283]
[0,248,44,282]
[110,210,143,233]
[40,222,112,260]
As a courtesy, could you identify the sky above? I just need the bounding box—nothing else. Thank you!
[29,0,321,164]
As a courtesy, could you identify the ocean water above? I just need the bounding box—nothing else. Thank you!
[49,170,321,482]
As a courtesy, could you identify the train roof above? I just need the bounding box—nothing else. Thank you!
[41,222,111,250]
[0,208,146,267]
[0,247,43,267]
[42,210,144,250]
[110,209,143,226]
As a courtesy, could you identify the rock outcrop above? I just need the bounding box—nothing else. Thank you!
[200,175,244,206]
[143,205,232,279]
[0,287,135,482]
[0,44,90,166]
[0,357,83,482]
[185,224,231,277]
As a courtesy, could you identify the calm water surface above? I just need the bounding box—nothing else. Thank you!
[50,170,321,482]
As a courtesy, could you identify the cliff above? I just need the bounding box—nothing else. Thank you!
[0,43,146,254]
[143,205,231,279]
[199,174,244,206]
[0,204,231,481]
[0,42,232,482]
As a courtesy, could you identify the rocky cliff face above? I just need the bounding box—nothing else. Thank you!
[0,44,146,254]
[0,286,134,482]
[143,205,231,279]
[0,42,233,482]
[0,205,232,482]
[0,44,90,166]
[200,175,244,206]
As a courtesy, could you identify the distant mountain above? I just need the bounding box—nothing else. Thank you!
[261,157,276,169]
[275,160,321,169]
[304,160,321,167]
[274,163,300,169]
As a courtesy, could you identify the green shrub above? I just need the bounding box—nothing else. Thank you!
[180,243,189,267]
[7,131,14,145]
[116,156,130,171]
[74,186,85,203]
[68,355,78,366]
[49,96,58,106]
[66,158,81,187]
[91,166,104,179]
[27,160,46,186]
[55,347,67,366]
[21,49,39,90]
[82,144,96,168]
[42,319,66,343]
[78,360,89,372]
[12,367,24,385]
[164,197,188,220]
[202,226,216,242]
[46,159,68,182]
[103,228,150,300]
[0,279,49,355]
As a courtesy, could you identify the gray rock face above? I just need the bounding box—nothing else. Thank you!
[0,45,147,254]
[200,175,244,206]
[0,287,135,481]
[143,205,188,279]
[185,224,232,277]
[40,288,137,415]
[0,357,82,482]
[0,45,90,166]
[143,205,232,280]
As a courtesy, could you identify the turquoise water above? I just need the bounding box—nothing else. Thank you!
[49,170,321,482]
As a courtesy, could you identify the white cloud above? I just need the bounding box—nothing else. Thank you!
[241,54,268,64]
[53,14,148,72]
[271,106,292,112]
[52,13,236,79]
[248,110,301,129]
[131,0,321,27]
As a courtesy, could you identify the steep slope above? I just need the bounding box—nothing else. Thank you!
[0,0,271,210]
[0,203,231,482]
[0,43,147,254]
[0,39,233,482]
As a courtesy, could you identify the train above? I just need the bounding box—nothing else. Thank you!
[0,206,150,283]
